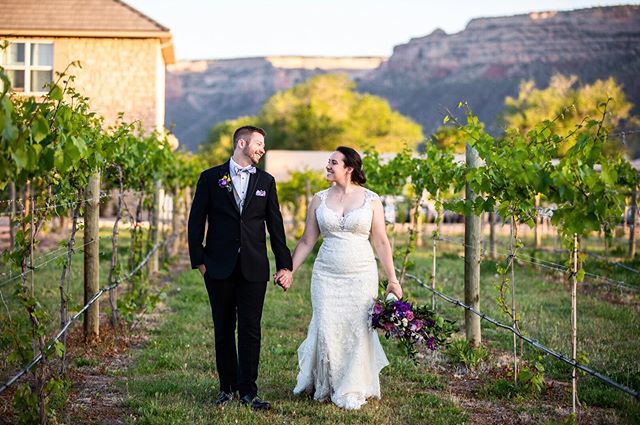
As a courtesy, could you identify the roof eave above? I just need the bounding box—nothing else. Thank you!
[0,29,176,64]
[0,29,172,39]
[161,37,176,65]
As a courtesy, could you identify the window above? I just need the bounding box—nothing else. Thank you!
[1,41,54,93]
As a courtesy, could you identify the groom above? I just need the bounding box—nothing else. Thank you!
[188,125,293,410]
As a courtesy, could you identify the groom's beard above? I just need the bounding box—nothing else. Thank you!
[243,147,263,165]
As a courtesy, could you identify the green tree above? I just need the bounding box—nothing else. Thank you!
[430,125,467,153]
[277,169,327,238]
[502,75,633,155]
[203,74,423,156]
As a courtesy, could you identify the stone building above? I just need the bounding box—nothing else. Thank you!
[0,0,175,133]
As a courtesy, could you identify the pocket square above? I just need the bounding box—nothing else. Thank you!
[255,189,266,197]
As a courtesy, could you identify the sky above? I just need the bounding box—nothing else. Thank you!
[125,0,637,61]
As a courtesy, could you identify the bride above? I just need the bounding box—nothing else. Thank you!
[280,146,403,410]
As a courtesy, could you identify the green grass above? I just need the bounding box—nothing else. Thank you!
[120,258,468,424]
[408,230,640,420]
[0,227,146,378]
[120,228,639,423]
[3,223,638,423]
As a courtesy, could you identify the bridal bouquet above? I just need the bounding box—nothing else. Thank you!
[371,293,454,361]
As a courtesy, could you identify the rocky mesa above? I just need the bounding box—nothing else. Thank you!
[359,5,640,136]
[166,56,384,151]
[166,5,640,152]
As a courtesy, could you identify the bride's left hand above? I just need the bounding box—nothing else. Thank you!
[385,281,403,299]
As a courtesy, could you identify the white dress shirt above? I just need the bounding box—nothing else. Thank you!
[229,157,251,212]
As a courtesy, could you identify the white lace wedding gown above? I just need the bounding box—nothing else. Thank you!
[293,188,389,410]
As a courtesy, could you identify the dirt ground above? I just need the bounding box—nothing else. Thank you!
[0,258,182,425]
[0,250,633,424]
[418,349,625,425]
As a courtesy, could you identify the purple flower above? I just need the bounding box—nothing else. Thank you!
[426,337,436,350]
[414,319,423,331]
[370,292,452,362]
[218,174,232,192]
[394,301,411,314]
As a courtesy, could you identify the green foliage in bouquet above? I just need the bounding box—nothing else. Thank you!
[371,286,456,362]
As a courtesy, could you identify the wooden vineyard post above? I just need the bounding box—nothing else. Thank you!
[571,233,579,415]
[84,172,100,343]
[464,143,482,346]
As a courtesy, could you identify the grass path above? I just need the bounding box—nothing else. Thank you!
[119,234,639,424]
[2,228,637,423]
[120,264,467,424]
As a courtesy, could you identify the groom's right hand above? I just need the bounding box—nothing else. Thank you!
[198,264,206,277]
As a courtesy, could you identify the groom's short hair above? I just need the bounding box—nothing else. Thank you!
[233,126,266,147]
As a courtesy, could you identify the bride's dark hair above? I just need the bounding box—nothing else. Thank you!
[336,146,367,185]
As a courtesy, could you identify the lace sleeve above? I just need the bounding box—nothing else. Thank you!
[316,188,330,201]
[364,189,380,203]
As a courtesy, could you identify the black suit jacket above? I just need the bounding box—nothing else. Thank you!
[188,161,293,282]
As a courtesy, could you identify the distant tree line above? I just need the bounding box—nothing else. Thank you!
[202,72,638,162]
[201,74,423,162]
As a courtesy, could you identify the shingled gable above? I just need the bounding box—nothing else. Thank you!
[0,0,175,64]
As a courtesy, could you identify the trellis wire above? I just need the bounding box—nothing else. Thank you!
[518,245,640,277]
[0,189,148,216]
[609,129,640,137]
[0,239,166,395]
[437,236,640,292]
[584,251,640,275]
[0,193,109,217]
[403,271,640,400]
[0,188,147,208]
[0,238,101,290]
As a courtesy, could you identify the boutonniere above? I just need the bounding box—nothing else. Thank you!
[218,174,232,192]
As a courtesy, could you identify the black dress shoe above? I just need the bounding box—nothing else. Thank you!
[240,395,271,411]
[215,391,235,406]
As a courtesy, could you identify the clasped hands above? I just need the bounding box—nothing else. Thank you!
[273,269,293,291]
[198,264,292,291]
[199,264,292,291]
